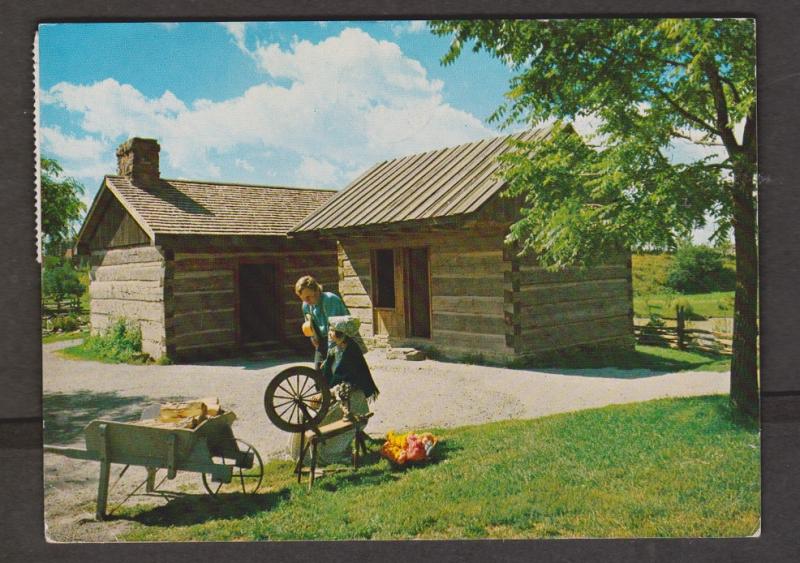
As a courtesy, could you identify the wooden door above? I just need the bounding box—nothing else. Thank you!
[406,247,431,338]
[238,263,277,344]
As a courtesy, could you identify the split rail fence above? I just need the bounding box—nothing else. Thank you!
[634,313,733,355]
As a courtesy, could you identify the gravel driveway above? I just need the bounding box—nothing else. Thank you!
[43,340,728,542]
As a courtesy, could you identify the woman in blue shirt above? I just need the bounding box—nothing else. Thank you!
[294,275,350,370]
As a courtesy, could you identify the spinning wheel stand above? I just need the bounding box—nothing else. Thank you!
[264,365,372,489]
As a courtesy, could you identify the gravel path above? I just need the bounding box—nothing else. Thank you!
[43,340,729,542]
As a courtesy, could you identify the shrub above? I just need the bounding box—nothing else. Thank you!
[416,344,441,361]
[82,318,146,363]
[664,244,735,294]
[461,352,486,365]
[51,314,81,332]
[632,253,673,296]
[155,354,173,366]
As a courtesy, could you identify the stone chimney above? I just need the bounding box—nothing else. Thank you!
[116,137,160,186]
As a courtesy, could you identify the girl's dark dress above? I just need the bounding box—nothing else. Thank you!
[321,341,379,400]
[289,340,378,464]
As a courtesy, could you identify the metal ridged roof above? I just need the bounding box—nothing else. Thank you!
[105,176,335,236]
[291,127,553,233]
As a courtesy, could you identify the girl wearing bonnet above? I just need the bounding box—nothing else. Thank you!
[290,315,378,465]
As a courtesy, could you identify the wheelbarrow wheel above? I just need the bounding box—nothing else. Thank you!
[264,366,331,432]
[201,439,264,495]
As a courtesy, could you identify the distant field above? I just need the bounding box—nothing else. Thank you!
[632,252,735,320]
[634,291,735,320]
[632,252,735,296]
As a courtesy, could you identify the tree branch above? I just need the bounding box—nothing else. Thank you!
[720,76,742,105]
[655,87,719,134]
[671,129,724,146]
[702,60,740,155]
[660,57,689,68]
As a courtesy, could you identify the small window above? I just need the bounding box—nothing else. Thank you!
[374,249,396,308]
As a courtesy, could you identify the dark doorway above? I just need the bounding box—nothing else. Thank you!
[406,247,431,338]
[239,263,277,344]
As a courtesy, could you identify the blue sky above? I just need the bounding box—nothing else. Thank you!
[38,22,514,197]
[37,21,722,241]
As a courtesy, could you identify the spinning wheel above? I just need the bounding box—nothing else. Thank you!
[263,366,331,432]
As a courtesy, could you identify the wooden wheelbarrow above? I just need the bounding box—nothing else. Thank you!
[44,409,263,520]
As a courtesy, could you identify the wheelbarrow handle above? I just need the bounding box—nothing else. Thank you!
[43,444,98,461]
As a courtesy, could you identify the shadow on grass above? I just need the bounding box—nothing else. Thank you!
[712,398,760,432]
[123,439,455,526]
[43,390,184,445]
[121,488,293,527]
[425,346,729,379]
[523,347,730,378]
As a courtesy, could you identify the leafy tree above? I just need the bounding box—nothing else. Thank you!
[665,244,735,294]
[42,258,85,314]
[41,157,86,256]
[431,18,758,416]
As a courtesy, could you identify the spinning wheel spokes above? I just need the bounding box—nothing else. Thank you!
[264,366,331,432]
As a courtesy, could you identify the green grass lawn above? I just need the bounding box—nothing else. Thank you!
[58,343,150,364]
[42,330,89,344]
[634,291,734,320]
[517,344,730,372]
[116,396,759,540]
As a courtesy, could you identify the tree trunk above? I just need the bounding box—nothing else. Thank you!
[729,165,759,418]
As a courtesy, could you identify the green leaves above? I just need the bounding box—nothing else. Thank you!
[432,18,755,267]
[41,156,87,256]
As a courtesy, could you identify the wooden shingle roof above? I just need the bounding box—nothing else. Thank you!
[291,126,554,233]
[103,176,335,237]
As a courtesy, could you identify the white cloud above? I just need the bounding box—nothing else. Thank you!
[391,20,427,37]
[38,126,115,193]
[234,158,254,172]
[155,23,179,31]
[42,28,494,187]
[219,22,248,53]
[46,78,186,140]
[40,126,105,161]
[296,156,342,188]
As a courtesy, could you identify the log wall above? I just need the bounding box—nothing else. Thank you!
[505,249,635,356]
[337,227,515,360]
[337,224,634,362]
[89,246,167,359]
[167,243,338,360]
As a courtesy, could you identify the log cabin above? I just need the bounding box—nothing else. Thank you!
[76,127,633,364]
[74,138,339,361]
[290,126,635,363]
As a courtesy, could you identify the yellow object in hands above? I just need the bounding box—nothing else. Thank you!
[302,320,315,337]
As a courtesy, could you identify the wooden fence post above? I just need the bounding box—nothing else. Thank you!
[676,306,686,350]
